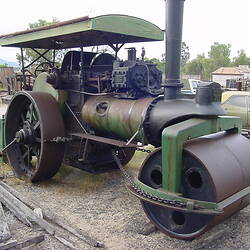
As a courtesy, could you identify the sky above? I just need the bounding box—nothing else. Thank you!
[0,0,250,63]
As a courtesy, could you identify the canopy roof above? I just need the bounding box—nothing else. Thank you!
[0,15,164,49]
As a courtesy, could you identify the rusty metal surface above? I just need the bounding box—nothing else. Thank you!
[184,132,250,232]
[82,96,153,142]
[70,133,137,148]
[5,91,65,182]
[139,132,250,239]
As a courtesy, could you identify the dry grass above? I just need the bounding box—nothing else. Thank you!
[0,146,155,193]
[51,164,110,193]
[0,163,12,176]
[0,163,26,185]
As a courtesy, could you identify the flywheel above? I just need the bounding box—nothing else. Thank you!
[5,91,65,182]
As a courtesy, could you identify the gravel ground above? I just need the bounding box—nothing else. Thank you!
[0,159,250,250]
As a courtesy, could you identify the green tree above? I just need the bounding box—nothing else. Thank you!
[183,42,233,80]
[208,42,231,68]
[232,49,250,66]
[156,42,190,74]
[182,54,203,75]
[182,54,214,80]
[0,64,8,68]
[146,54,165,73]
[181,42,190,66]
[16,18,66,71]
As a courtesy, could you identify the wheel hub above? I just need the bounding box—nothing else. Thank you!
[15,121,34,144]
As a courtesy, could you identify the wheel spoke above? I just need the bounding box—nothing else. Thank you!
[33,121,40,130]
[29,104,34,122]
[22,146,31,160]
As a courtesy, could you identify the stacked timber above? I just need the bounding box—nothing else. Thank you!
[0,181,103,249]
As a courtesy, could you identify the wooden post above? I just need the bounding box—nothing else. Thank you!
[0,203,11,243]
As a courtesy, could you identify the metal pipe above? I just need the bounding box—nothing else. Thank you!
[164,0,185,100]
[20,48,26,89]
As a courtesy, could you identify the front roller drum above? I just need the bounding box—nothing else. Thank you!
[5,91,65,182]
[139,132,250,239]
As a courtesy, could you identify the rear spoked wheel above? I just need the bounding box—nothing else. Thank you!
[5,91,65,182]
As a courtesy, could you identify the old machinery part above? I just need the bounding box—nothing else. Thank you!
[5,91,65,182]
[82,95,153,141]
[139,131,250,239]
[33,72,67,109]
[61,51,97,74]
[90,53,115,66]
[111,48,162,98]
[143,86,225,146]
[34,62,53,77]
[82,86,225,147]
[163,0,185,99]
[63,102,136,174]
[65,137,135,173]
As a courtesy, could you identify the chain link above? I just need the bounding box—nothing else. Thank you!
[136,147,152,154]
[111,150,202,210]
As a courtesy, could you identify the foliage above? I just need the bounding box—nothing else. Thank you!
[183,42,233,80]
[145,54,165,73]
[181,42,190,66]
[208,42,231,68]
[0,64,8,68]
[232,49,250,66]
[147,42,190,74]
[16,18,67,72]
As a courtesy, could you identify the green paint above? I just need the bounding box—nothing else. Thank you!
[0,15,164,49]
[91,15,164,40]
[32,72,67,109]
[131,116,244,213]
[133,178,222,214]
[161,116,242,193]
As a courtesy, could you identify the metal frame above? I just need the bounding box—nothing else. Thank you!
[19,47,56,90]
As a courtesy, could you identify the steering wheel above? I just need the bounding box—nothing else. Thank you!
[34,62,53,77]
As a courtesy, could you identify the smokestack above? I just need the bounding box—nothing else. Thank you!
[164,0,185,100]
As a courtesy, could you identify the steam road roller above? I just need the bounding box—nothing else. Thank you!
[0,0,249,240]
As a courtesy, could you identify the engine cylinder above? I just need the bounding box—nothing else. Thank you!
[81,96,153,141]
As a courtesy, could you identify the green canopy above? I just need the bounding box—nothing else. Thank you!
[0,15,164,49]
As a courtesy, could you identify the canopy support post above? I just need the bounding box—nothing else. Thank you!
[20,48,26,90]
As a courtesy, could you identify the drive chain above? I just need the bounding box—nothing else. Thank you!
[112,150,203,210]
[136,147,152,154]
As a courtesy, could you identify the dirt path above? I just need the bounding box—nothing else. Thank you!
[0,159,249,250]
